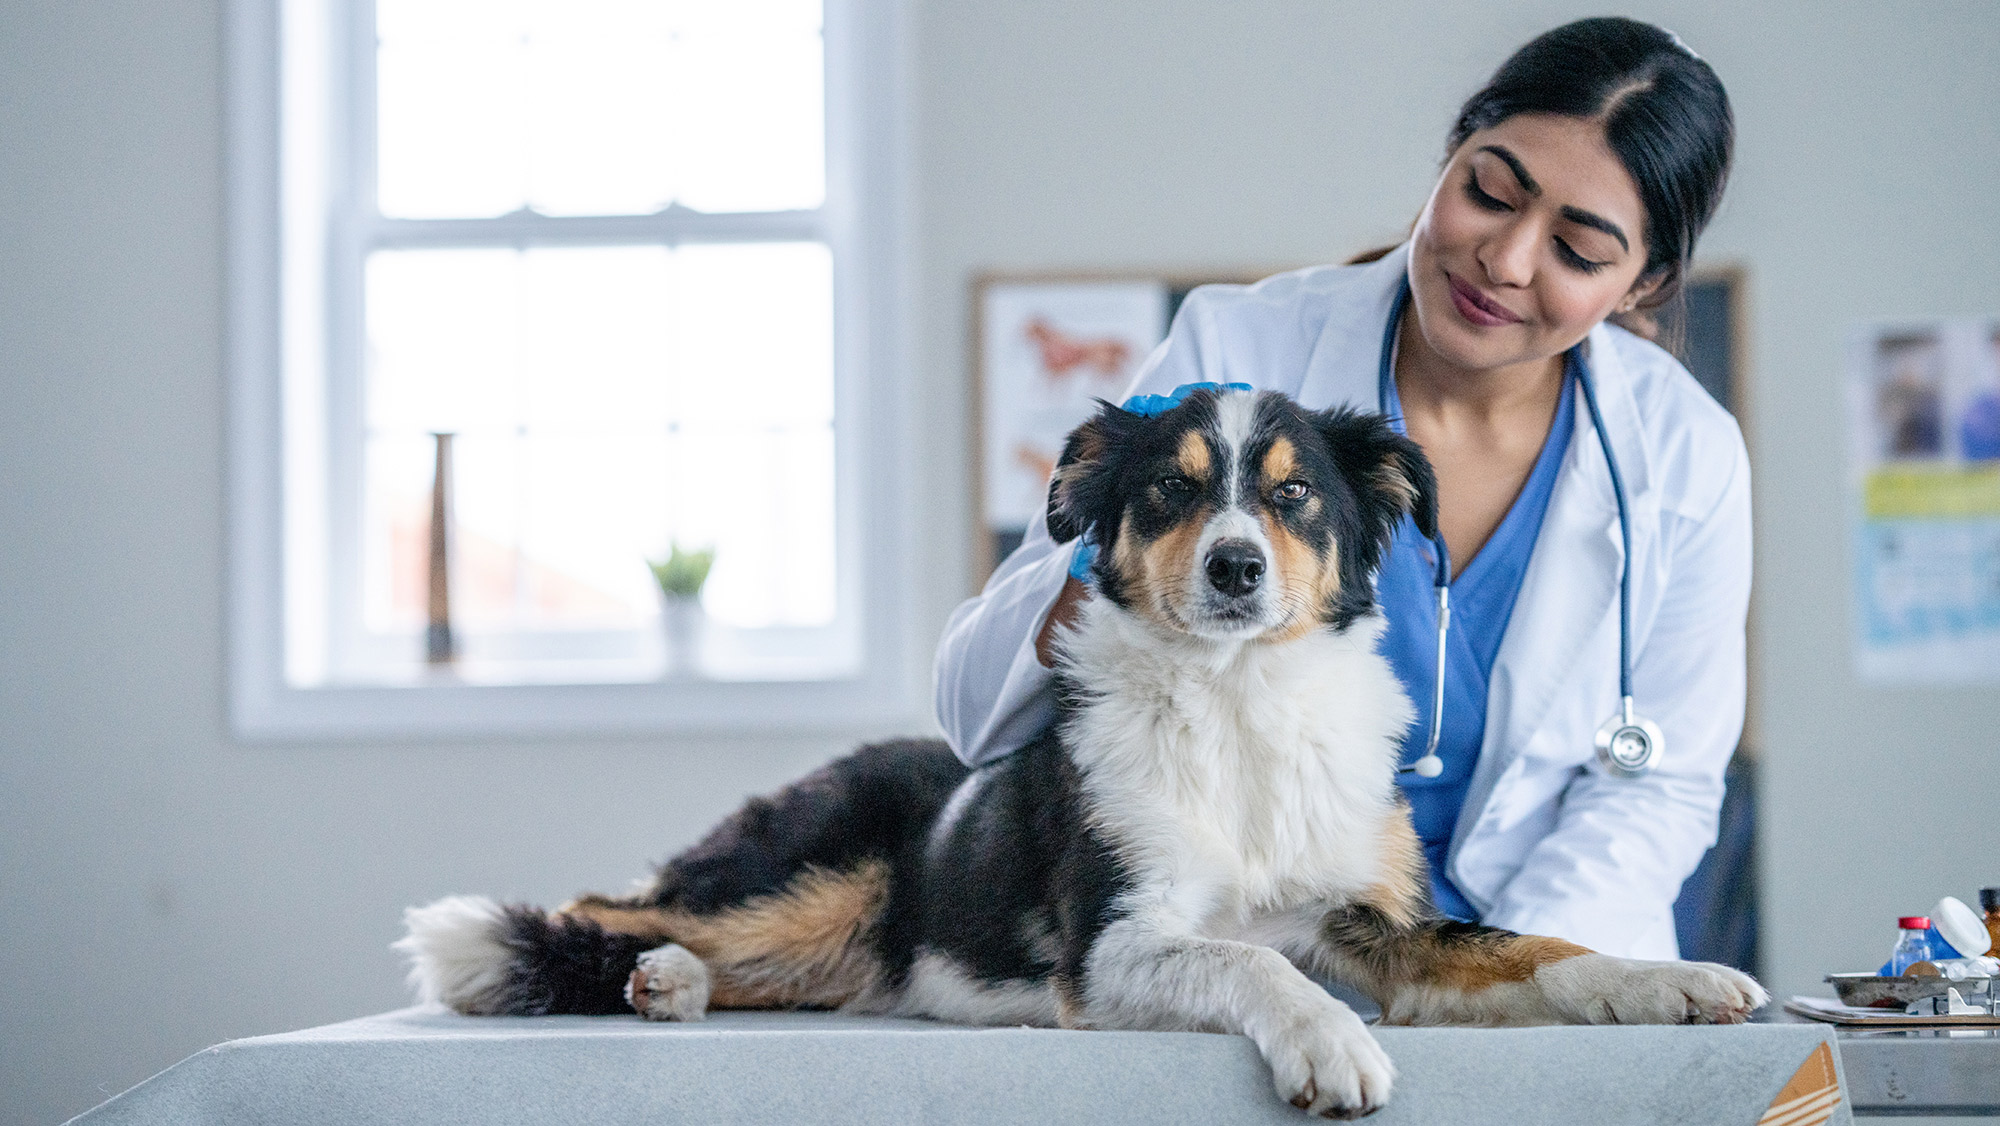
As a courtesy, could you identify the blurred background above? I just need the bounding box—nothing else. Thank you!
[2,2,1996,1122]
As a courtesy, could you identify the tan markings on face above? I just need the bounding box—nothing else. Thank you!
[1136,510,1208,629]
[1261,436,1298,487]
[1254,436,1342,641]
[1257,507,1339,643]
[1106,507,1208,631]
[561,860,889,1010]
[1176,430,1211,480]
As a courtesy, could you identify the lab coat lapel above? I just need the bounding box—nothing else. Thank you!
[1294,245,1409,412]
[1447,325,1655,910]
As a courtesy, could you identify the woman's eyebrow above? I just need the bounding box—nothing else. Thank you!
[1558,205,1630,252]
[1477,144,1632,253]
[1477,145,1540,195]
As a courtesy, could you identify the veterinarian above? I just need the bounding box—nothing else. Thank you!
[935,18,1744,961]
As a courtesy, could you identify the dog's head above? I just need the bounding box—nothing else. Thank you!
[1047,387,1437,642]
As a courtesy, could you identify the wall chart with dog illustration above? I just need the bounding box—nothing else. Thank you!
[974,272,1271,577]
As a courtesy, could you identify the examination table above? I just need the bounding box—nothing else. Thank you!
[64,1006,1875,1125]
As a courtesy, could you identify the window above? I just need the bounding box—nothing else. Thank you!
[228,0,913,736]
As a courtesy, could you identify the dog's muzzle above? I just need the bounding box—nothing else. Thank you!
[1204,539,1266,598]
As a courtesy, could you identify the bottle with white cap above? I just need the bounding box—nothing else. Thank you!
[1932,895,1993,959]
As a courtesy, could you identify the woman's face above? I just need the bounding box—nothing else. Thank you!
[1406,113,1660,376]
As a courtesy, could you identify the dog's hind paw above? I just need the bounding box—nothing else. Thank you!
[1260,996,1395,1118]
[1539,954,1769,1025]
[626,943,710,1022]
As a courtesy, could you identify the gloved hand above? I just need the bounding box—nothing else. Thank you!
[1117,381,1255,418]
[1065,382,1254,585]
[1068,539,1099,583]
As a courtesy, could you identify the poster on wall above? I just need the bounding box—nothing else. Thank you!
[974,270,1281,575]
[1847,318,2000,682]
[977,279,1170,568]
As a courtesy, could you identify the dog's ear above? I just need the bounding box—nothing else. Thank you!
[1045,401,1131,544]
[1311,406,1440,544]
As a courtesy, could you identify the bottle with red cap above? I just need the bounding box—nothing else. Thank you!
[1886,916,1939,976]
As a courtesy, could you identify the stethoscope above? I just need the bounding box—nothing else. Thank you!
[1380,284,1662,780]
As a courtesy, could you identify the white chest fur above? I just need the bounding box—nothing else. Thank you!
[1060,602,1414,926]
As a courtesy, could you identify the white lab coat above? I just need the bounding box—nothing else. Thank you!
[932,245,1752,960]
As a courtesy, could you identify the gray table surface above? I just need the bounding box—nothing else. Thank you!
[68,1007,1855,1126]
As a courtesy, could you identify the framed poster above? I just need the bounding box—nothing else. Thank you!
[1846,317,2000,682]
[972,272,1273,577]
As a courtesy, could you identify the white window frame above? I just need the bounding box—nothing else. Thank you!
[225,0,917,739]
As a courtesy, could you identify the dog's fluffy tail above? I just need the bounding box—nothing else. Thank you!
[395,895,660,1016]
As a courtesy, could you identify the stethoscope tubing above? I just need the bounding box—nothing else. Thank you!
[1572,353,1635,705]
[1378,282,1649,778]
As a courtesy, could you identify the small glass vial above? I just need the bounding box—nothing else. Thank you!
[1982,889,2000,955]
[1889,916,1938,976]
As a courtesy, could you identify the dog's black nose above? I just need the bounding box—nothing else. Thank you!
[1204,540,1265,596]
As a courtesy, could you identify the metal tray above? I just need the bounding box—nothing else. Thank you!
[1827,973,1991,1009]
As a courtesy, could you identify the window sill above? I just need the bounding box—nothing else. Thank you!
[230,670,917,741]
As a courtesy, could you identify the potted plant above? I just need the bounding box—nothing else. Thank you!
[648,542,715,678]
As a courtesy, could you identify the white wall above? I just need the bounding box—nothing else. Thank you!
[2,2,1996,1123]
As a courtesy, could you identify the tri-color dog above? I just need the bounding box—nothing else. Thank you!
[399,387,1765,1118]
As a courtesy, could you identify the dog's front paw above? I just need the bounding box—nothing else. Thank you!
[1539,954,1768,1025]
[625,943,710,1021]
[1258,997,1395,1119]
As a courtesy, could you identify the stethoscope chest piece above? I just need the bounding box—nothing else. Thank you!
[1593,698,1664,778]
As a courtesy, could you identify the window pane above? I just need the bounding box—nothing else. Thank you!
[671,0,825,213]
[360,242,837,640]
[523,2,676,216]
[375,0,824,219]
[672,425,836,628]
[376,15,528,218]
[519,247,676,427]
[514,431,670,626]
[366,248,527,432]
[673,242,834,427]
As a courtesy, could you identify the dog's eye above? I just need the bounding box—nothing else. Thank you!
[1156,475,1195,496]
[1274,481,1310,502]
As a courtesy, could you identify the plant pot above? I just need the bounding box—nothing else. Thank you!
[660,595,706,679]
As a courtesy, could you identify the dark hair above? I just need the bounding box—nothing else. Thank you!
[1449,17,1733,316]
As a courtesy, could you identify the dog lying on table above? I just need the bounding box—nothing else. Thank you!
[399,386,1765,1119]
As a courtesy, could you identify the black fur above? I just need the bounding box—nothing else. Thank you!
[490,908,662,1015]
[609,732,1132,997]
[642,738,967,917]
[638,738,970,987]
[1048,390,1438,630]
[918,727,1131,988]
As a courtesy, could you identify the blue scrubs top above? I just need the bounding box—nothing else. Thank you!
[1377,337,1577,922]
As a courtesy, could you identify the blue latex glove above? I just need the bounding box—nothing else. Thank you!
[1067,539,1098,583]
[1065,383,1253,585]
[1119,381,1254,418]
